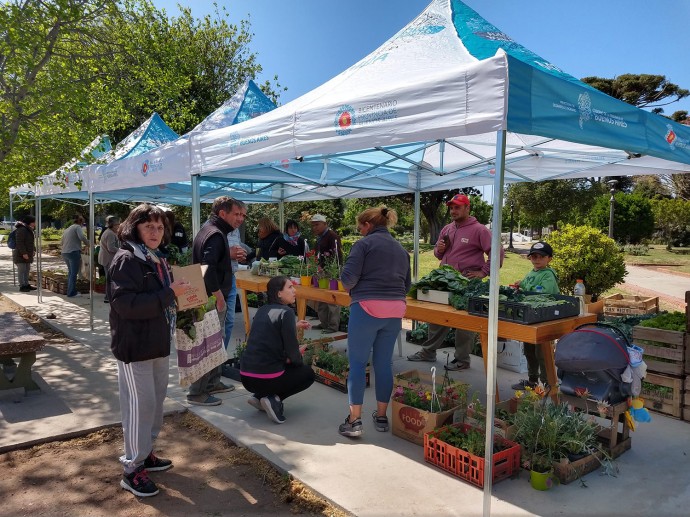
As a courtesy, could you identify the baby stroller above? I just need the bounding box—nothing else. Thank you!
[555,322,632,404]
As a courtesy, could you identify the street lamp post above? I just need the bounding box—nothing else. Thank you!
[607,179,618,239]
[508,202,515,250]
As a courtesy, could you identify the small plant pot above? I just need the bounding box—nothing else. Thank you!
[300,275,312,286]
[338,280,345,292]
[318,278,329,289]
[311,275,319,288]
[530,470,555,491]
[329,279,339,290]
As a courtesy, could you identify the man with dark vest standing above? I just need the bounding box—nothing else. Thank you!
[186,196,239,406]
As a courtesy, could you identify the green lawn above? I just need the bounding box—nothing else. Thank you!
[623,245,690,274]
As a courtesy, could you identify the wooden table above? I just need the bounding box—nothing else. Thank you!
[234,271,597,400]
[0,312,46,393]
[235,270,271,334]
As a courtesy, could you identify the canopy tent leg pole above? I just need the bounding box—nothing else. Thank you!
[191,175,200,237]
[36,197,42,303]
[10,193,16,286]
[89,192,95,331]
[413,169,421,282]
[278,199,285,233]
[482,130,507,515]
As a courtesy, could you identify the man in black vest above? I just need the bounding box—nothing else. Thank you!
[186,196,240,406]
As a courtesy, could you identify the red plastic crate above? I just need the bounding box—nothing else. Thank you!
[424,423,521,488]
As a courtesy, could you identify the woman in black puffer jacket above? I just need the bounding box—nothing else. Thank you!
[108,203,188,498]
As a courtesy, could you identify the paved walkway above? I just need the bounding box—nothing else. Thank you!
[1,247,689,516]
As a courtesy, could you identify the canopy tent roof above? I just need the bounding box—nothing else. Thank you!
[182,0,689,195]
[83,80,281,204]
[104,112,178,162]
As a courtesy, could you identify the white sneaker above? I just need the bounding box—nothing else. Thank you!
[68,293,82,298]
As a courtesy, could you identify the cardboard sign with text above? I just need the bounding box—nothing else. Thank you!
[171,264,208,310]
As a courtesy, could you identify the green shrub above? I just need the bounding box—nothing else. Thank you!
[547,224,626,300]
[620,243,649,256]
[41,227,63,241]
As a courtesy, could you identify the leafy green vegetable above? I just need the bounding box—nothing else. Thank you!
[409,265,469,298]
[638,311,687,332]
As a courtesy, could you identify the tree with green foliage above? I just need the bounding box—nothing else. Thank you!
[0,0,282,214]
[505,180,593,233]
[581,74,689,116]
[586,192,654,244]
[547,225,626,300]
[650,198,690,249]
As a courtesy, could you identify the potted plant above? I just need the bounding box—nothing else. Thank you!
[323,255,341,290]
[221,339,246,382]
[94,275,107,294]
[311,343,368,393]
[391,369,468,445]
[512,385,610,488]
[300,251,319,287]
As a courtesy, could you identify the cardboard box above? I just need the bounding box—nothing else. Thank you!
[391,400,458,446]
[496,339,528,374]
[171,264,208,310]
[416,289,450,305]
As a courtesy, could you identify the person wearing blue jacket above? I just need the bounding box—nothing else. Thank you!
[337,206,411,438]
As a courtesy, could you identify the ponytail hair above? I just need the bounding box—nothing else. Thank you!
[356,205,397,228]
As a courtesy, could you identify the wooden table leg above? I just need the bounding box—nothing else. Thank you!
[238,287,251,334]
[479,333,500,403]
[539,340,559,402]
[296,298,307,322]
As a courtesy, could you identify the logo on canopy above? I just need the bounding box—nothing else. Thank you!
[335,105,356,136]
[665,124,689,150]
[141,160,149,177]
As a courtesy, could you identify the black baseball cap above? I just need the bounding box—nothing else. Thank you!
[528,241,553,257]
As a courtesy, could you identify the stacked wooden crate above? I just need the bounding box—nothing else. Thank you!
[631,292,689,421]
[603,294,659,316]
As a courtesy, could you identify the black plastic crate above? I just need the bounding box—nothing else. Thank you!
[467,293,579,324]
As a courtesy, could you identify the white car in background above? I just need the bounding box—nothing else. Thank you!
[0,219,16,231]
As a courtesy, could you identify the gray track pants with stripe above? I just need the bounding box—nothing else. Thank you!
[117,355,169,474]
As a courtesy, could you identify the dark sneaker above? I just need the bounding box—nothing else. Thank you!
[27,285,37,290]
[511,379,537,390]
[338,415,363,437]
[247,395,264,412]
[321,328,337,334]
[187,394,222,406]
[407,350,436,362]
[444,359,470,371]
[120,466,159,497]
[143,452,173,472]
[19,285,31,292]
[261,395,285,424]
[372,411,389,432]
[209,382,235,394]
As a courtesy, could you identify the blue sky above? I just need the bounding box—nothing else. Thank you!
[153,0,690,116]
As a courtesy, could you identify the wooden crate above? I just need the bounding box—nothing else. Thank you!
[641,371,684,419]
[632,326,688,376]
[552,451,605,485]
[559,394,631,458]
[603,294,658,316]
[682,376,690,422]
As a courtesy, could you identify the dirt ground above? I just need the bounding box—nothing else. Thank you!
[0,296,348,517]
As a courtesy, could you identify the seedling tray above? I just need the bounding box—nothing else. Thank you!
[467,293,579,324]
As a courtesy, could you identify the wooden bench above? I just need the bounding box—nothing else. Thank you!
[0,312,46,393]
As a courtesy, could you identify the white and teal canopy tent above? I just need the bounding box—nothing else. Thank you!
[175,0,690,508]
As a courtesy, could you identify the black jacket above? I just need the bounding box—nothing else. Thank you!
[108,242,176,363]
[192,214,233,298]
[12,223,35,264]
[240,303,303,375]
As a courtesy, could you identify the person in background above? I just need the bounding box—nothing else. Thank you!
[13,215,37,292]
[98,215,121,303]
[407,193,504,371]
[223,200,249,356]
[186,196,239,406]
[108,203,189,498]
[277,219,308,257]
[166,210,189,253]
[254,217,282,260]
[60,214,88,298]
[310,214,342,334]
[337,206,411,437]
[240,275,314,424]
[510,241,559,390]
